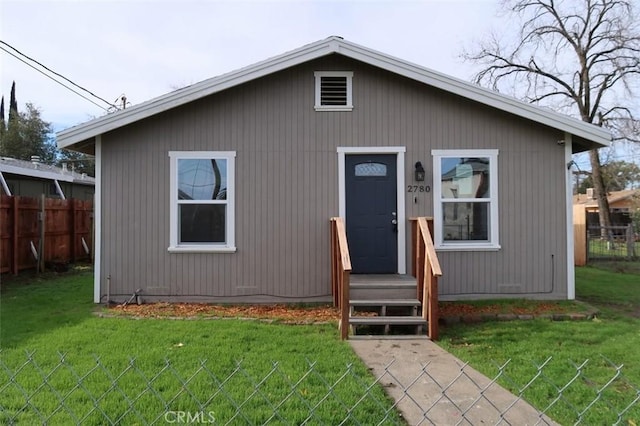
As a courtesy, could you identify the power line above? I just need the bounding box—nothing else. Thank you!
[0,40,118,111]
[0,45,109,112]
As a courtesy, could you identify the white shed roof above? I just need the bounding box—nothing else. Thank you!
[0,157,95,185]
[57,36,611,149]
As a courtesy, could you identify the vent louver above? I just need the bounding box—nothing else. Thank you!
[320,76,348,106]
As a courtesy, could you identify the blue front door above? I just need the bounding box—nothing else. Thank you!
[345,154,398,273]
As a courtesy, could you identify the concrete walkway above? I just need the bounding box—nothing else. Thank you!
[350,338,558,426]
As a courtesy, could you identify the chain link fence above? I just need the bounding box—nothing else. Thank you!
[0,352,638,425]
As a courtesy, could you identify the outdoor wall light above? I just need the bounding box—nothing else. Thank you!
[414,161,425,181]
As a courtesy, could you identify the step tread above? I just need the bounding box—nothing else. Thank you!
[350,282,416,289]
[350,299,421,306]
[349,335,430,341]
[349,316,427,325]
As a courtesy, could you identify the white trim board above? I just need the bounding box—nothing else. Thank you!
[57,37,611,150]
[337,146,406,274]
[93,136,102,303]
[565,133,575,300]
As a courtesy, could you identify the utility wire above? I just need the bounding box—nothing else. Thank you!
[0,45,109,112]
[0,40,118,111]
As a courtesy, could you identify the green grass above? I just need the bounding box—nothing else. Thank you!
[438,266,640,425]
[0,270,401,425]
[588,238,640,260]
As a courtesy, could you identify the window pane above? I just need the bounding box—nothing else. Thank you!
[179,204,226,243]
[355,162,387,177]
[442,202,489,241]
[178,159,227,200]
[441,157,490,199]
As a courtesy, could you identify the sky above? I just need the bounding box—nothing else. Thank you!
[0,0,502,128]
[0,0,636,170]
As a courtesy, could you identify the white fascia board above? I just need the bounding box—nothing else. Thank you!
[335,41,611,147]
[0,163,75,182]
[57,36,611,149]
[72,180,96,186]
[57,39,339,148]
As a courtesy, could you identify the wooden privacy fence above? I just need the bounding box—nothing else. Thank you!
[0,194,93,275]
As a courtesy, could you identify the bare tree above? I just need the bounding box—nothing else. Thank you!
[464,0,640,229]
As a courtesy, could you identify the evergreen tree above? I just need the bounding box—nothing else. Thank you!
[0,96,5,137]
[8,81,17,124]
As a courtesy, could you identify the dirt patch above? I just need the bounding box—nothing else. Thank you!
[439,302,579,317]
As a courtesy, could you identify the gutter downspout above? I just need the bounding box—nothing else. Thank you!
[53,179,66,199]
[0,171,11,195]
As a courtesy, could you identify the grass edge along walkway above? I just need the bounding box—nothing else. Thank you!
[438,265,640,425]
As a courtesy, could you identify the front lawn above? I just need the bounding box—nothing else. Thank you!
[438,266,640,425]
[0,271,400,425]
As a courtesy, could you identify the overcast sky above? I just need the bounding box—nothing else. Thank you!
[1,0,635,169]
[1,0,503,129]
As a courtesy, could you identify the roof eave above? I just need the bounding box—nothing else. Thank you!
[57,37,343,149]
[56,36,612,150]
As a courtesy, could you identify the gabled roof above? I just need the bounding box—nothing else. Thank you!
[57,36,611,151]
[0,156,95,185]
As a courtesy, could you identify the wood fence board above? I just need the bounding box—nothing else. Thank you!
[0,194,93,275]
[573,205,587,266]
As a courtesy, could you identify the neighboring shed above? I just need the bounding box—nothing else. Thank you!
[0,156,95,200]
[57,37,610,307]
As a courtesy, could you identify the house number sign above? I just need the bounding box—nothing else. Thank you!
[407,185,430,193]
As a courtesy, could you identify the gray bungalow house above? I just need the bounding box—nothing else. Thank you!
[57,37,610,306]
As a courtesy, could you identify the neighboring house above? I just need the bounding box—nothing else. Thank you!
[0,156,95,200]
[57,37,610,304]
[573,188,640,215]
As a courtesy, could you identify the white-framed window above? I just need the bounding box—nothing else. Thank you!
[432,149,500,250]
[168,151,236,253]
[314,71,353,111]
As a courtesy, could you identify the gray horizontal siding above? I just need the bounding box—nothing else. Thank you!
[100,54,568,303]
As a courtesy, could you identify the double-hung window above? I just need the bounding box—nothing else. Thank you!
[432,149,499,250]
[168,151,236,252]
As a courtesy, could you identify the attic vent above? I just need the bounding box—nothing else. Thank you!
[314,71,353,111]
[321,76,347,105]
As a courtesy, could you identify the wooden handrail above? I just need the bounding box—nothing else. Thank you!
[410,217,442,340]
[330,217,352,340]
[418,218,442,277]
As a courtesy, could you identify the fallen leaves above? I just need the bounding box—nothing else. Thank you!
[439,302,575,317]
[108,303,340,324]
[106,300,583,324]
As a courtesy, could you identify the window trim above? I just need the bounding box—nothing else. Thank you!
[314,71,353,111]
[168,151,236,253]
[432,149,500,251]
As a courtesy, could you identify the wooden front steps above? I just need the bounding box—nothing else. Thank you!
[349,274,427,337]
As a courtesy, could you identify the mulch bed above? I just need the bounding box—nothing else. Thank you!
[104,301,597,325]
[106,303,341,324]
